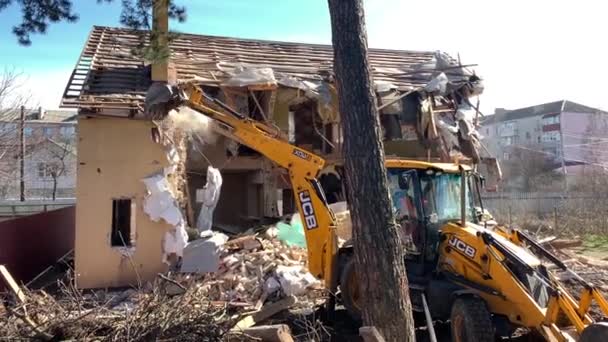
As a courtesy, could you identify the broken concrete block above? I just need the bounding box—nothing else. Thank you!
[275,265,319,296]
[180,233,226,273]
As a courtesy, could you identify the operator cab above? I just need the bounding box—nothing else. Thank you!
[387,167,479,275]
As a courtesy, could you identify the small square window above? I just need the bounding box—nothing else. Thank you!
[60,126,75,138]
[43,127,55,136]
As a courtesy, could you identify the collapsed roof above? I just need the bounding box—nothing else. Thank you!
[61,26,476,113]
[61,26,492,168]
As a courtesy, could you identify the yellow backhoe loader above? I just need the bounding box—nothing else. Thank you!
[145,82,608,342]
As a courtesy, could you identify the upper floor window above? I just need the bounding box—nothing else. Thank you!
[60,126,75,138]
[501,121,516,131]
[0,122,17,133]
[542,115,560,125]
[43,127,55,137]
[38,162,59,178]
[542,131,561,142]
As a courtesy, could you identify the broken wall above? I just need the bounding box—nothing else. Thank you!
[75,117,172,289]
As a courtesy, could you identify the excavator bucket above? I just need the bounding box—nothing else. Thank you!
[143,82,184,119]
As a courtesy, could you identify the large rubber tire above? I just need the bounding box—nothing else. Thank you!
[450,297,495,342]
[339,256,362,322]
[580,322,608,342]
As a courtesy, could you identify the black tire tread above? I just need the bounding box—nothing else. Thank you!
[339,256,362,322]
[451,297,495,342]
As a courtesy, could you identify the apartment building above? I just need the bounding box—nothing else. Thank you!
[481,100,608,175]
[0,108,77,199]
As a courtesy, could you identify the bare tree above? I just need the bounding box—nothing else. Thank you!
[44,138,75,200]
[327,1,415,340]
[568,112,608,192]
[0,68,31,199]
[502,146,562,191]
[0,68,30,116]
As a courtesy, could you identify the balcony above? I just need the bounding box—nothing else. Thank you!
[542,123,561,132]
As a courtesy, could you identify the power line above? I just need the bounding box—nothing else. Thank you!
[509,144,608,169]
[563,140,608,148]
[562,132,608,142]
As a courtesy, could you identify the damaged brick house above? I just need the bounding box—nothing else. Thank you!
[62,25,487,288]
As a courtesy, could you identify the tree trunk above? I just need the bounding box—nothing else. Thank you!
[52,178,57,200]
[327,1,415,341]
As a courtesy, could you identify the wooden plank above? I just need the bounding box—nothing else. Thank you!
[0,265,25,303]
[359,326,386,342]
[549,239,582,249]
[241,324,294,342]
[232,295,297,330]
[225,235,263,251]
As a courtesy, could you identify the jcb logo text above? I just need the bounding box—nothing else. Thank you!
[449,236,476,258]
[299,191,318,229]
[293,149,311,160]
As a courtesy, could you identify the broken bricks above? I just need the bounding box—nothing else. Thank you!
[197,234,320,305]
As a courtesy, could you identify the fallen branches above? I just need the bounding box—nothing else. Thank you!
[0,274,241,341]
[0,235,322,341]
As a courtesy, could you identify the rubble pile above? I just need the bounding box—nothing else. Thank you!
[0,232,326,341]
[196,234,323,307]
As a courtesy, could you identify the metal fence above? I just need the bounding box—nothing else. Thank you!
[0,198,76,218]
[481,192,608,218]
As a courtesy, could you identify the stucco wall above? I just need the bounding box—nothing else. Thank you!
[75,116,171,289]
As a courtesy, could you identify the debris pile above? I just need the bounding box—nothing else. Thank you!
[0,232,326,341]
[195,234,323,306]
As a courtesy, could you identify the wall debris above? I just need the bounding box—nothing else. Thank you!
[196,166,223,235]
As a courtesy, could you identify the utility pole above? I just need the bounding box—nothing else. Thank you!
[19,105,25,201]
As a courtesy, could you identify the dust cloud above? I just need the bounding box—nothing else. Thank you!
[168,106,218,145]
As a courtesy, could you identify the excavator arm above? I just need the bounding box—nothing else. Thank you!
[147,82,339,287]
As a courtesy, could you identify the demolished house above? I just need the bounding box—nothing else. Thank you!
[61,26,493,288]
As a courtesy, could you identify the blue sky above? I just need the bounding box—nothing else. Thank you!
[0,0,607,113]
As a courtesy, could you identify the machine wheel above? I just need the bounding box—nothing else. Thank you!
[580,322,608,342]
[339,256,362,322]
[450,297,495,342]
